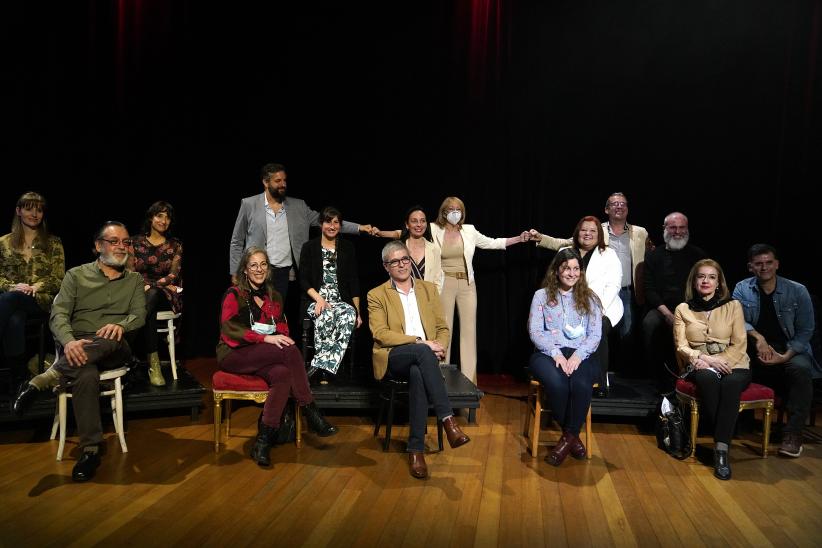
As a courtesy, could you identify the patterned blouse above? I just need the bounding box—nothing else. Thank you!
[131,235,183,313]
[0,233,65,311]
[318,247,342,302]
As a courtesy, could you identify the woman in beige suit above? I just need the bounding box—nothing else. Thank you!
[674,259,749,481]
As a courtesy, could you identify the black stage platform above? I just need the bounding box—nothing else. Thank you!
[312,364,485,423]
[590,374,659,417]
[0,363,658,426]
[0,366,205,423]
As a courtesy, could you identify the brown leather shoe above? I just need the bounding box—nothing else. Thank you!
[442,416,470,449]
[568,433,586,460]
[546,432,572,466]
[408,451,428,479]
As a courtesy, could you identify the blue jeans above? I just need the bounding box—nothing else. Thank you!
[528,347,595,435]
[617,287,634,339]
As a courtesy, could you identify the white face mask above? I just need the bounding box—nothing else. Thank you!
[563,322,585,340]
[251,321,276,335]
[446,210,462,226]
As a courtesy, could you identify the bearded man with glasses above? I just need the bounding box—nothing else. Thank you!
[14,221,146,482]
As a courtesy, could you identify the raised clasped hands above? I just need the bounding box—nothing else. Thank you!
[528,229,543,242]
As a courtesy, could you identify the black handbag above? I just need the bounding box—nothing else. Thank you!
[656,394,691,460]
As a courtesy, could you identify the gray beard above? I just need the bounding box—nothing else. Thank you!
[664,232,689,251]
[99,253,128,269]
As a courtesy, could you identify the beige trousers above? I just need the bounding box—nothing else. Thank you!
[440,276,478,383]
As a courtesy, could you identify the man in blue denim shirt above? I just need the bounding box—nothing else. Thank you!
[732,243,821,458]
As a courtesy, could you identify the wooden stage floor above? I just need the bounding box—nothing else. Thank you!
[1,374,822,547]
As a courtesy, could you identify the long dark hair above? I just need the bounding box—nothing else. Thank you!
[10,191,49,251]
[540,248,600,316]
[399,205,431,241]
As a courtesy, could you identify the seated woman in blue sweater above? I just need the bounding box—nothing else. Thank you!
[528,247,602,466]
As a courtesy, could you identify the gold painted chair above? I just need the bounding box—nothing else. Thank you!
[523,379,595,459]
[212,370,301,451]
[675,378,774,458]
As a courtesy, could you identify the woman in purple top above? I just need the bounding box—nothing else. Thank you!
[528,247,603,466]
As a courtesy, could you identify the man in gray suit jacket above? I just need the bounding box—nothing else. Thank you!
[229,163,374,300]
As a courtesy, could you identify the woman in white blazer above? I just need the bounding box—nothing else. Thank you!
[428,197,531,383]
[378,199,530,383]
[533,216,622,395]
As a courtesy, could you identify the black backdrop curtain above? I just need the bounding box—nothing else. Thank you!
[2,1,819,375]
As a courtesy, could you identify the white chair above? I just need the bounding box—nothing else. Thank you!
[156,311,181,380]
[50,366,129,461]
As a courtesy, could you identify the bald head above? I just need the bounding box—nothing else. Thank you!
[662,212,689,250]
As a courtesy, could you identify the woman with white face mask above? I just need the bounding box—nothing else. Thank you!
[217,247,337,467]
[428,196,531,384]
[528,248,603,466]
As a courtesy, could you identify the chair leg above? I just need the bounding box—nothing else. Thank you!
[688,400,699,460]
[225,399,232,438]
[56,393,68,461]
[529,387,542,458]
[295,402,302,449]
[50,398,60,441]
[762,404,772,458]
[213,396,222,452]
[373,398,385,437]
[585,404,593,460]
[384,387,396,452]
[166,320,178,381]
[114,378,127,453]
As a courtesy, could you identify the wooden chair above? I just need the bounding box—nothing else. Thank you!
[156,311,181,381]
[675,378,774,458]
[212,370,301,452]
[373,377,444,452]
[523,379,596,459]
[51,366,129,461]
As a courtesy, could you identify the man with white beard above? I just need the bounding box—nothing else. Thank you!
[14,221,146,482]
[642,212,706,392]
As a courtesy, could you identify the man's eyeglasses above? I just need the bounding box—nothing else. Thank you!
[384,256,412,268]
[98,238,133,247]
[248,262,269,271]
[607,201,627,208]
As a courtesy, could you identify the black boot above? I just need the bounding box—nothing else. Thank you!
[250,421,277,467]
[303,402,338,437]
[713,449,731,480]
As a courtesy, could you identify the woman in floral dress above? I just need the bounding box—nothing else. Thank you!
[299,206,360,378]
[131,201,182,386]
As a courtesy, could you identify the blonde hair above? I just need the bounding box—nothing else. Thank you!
[435,196,466,228]
[684,259,730,302]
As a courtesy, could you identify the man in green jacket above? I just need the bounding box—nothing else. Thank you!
[14,221,146,482]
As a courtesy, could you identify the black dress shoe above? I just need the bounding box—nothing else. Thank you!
[13,383,40,417]
[72,452,101,482]
[568,433,587,460]
[713,449,731,480]
[303,402,338,437]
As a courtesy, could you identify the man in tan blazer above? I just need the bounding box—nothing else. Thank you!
[368,241,470,479]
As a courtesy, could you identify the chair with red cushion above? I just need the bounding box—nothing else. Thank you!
[675,378,774,459]
[212,370,301,451]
